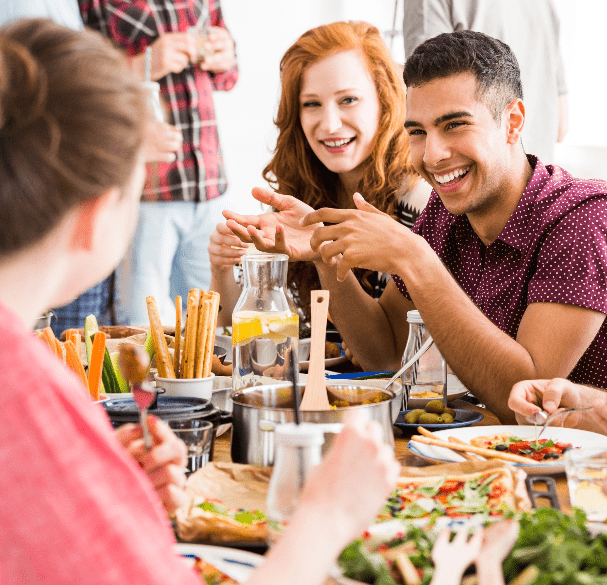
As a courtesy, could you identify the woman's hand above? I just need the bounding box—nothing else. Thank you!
[429,528,484,585]
[115,416,190,514]
[209,221,248,272]
[223,187,321,262]
[297,412,400,541]
[474,519,519,585]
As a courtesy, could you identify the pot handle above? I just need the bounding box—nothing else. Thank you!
[216,410,233,425]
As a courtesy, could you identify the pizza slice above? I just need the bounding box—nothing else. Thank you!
[193,558,239,585]
[174,498,269,543]
[470,432,573,462]
[377,460,531,521]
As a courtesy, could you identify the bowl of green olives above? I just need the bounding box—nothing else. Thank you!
[395,400,484,432]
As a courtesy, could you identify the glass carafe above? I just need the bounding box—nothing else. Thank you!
[401,310,447,405]
[232,254,299,390]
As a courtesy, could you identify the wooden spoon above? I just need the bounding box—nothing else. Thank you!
[300,290,331,411]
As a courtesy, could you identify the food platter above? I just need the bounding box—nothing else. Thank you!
[175,543,263,583]
[408,425,607,475]
[394,408,483,432]
[215,328,347,370]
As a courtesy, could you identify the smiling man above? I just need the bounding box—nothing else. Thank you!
[298,31,607,423]
[224,31,607,424]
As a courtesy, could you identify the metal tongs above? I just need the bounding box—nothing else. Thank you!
[526,406,593,439]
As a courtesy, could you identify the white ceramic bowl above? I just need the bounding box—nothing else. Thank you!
[154,373,215,401]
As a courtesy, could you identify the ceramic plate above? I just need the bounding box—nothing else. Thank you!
[394,409,483,432]
[175,543,263,583]
[408,425,607,475]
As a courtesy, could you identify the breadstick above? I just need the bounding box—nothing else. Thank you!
[183,289,201,378]
[416,426,479,462]
[174,295,182,378]
[449,436,484,460]
[202,292,220,378]
[412,431,533,464]
[195,297,212,378]
[146,296,175,378]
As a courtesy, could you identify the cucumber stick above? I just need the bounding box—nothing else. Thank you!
[110,352,130,393]
[101,346,119,394]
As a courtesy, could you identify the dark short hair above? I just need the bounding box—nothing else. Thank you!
[403,30,523,122]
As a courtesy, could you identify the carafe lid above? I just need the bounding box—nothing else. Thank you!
[274,422,325,447]
[407,310,423,324]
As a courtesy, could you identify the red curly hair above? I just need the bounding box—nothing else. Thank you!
[263,21,418,319]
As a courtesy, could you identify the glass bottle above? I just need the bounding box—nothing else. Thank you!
[266,423,324,542]
[232,254,299,390]
[401,310,447,404]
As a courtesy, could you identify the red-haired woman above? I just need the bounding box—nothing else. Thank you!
[210,21,430,325]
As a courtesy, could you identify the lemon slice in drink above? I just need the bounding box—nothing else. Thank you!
[233,310,298,346]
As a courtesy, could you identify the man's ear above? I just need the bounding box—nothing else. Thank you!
[69,188,120,252]
[505,98,525,145]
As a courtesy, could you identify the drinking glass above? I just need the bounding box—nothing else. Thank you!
[565,447,607,521]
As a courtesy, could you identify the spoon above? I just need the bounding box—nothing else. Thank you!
[118,343,157,450]
[384,337,434,390]
[300,290,331,411]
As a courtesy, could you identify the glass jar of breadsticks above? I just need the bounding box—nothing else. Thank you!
[232,254,298,390]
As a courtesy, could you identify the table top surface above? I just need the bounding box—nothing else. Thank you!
[212,394,572,513]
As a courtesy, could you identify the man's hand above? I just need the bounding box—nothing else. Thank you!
[303,193,412,281]
[148,32,198,79]
[115,416,190,513]
[199,27,236,73]
[223,187,321,262]
[143,120,182,163]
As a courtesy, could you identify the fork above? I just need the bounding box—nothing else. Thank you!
[526,407,593,439]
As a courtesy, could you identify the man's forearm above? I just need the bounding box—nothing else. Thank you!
[396,252,537,424]
[314,262,403,371]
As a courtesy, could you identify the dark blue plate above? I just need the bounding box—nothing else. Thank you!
[394,409,484,432]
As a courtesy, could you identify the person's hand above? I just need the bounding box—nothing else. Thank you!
[429,528,484,585]
[199,27,236,73]
[209,221,248,272]
[302,193,412,281]
[115,415,190,514]
[223,187,321,262]
[474,519,519,585]
[149,32,198,79]
[143,120,182,163]
[297,412,400,541]
[508,378,587,427]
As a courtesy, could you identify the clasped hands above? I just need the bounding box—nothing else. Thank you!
[223,187,406,281]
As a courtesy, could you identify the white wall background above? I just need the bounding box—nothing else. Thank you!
[215,0,607,214]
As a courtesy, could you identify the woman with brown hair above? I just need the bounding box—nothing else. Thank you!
[0,19,399,583]
[210,21,430,325]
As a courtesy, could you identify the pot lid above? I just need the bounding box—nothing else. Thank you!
[103,395,215,422]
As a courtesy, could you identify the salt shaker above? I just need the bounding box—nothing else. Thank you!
[266,423,324,542]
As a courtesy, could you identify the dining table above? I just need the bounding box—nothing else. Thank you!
[211,392,573,513]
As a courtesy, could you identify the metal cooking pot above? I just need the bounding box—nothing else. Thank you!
[230,382,398,466]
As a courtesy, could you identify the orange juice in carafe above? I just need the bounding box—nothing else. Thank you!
[232,255,298,389]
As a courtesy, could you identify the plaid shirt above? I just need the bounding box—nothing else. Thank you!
[79,0,238,202]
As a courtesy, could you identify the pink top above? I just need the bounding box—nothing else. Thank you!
[394,156,607,388]
[0,302,200,584]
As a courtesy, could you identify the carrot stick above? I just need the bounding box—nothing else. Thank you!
[64,340,89,390]
[42,327,62,359]
[88,331,106,401]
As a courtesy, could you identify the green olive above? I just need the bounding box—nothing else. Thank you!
[444,407,456,418]
[404,409,426,424]
[418,412,441,424]
[438,413,454,424]
[425,400,445,415]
